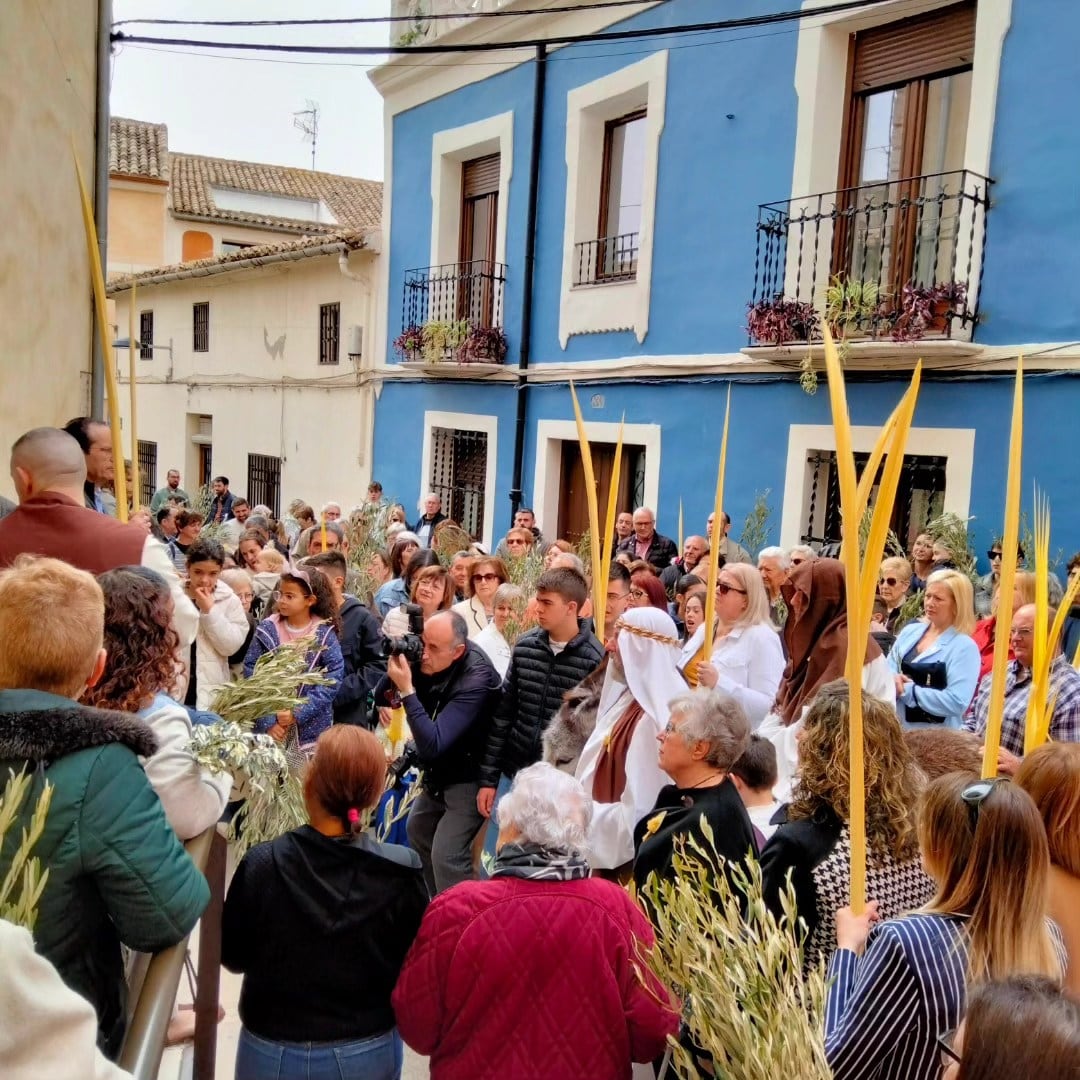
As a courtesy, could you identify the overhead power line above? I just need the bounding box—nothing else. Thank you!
[110,0,927,57]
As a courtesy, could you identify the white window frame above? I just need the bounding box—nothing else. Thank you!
[531,418,662,537]
[419,410,498,550]
[778,423,975,549]
[430,113,514,270]
[559,51,668,348]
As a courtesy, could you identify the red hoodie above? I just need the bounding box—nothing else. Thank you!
[392,876,678,1079]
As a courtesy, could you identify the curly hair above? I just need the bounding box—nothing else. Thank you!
[788,678,924,862]
[84,567,180,713]
[279,569,342,639]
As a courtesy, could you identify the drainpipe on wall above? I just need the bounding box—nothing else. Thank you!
[91,0,112,418]
[508,42,547,522]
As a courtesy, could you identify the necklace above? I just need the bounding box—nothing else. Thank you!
[683,771,726,791]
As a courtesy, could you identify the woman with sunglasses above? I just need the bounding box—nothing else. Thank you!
[878,556,913,633]
[887,569,980,729]
[452,556,510,640]
[694,563,784,727]
[824,773,1062,1080]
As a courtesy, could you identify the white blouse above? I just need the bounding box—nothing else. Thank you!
[707,621,785,727]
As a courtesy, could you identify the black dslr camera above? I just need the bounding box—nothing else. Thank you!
[379,602,425,664]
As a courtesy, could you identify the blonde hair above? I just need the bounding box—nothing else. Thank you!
[880,556,913,583]
[0,555,103,697]
[1014,570,1038,608]
[925,568,976,635]
[255,548,286,573]
[919,773,1060,982]
[720,561,771,628]
[1015,743,1080,878]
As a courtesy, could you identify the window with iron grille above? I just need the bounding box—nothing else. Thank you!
[247,453,281,519]
[193,302,210,352]
[319,303,340,365]
[429,427,488,541]
[137,440,157,509]
[802,450,946,551]
[139,311,154,360]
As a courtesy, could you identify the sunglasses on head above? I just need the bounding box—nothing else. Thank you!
[961,778,1005,828]
[716,582,747,596]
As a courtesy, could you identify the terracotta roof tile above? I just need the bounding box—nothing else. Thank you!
[109,117,170,181]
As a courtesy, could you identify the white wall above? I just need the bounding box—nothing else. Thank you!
[112,250,378,512]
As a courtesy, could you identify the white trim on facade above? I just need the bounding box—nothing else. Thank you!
[558,51,667,348]
[531,418,661,539]
[430,112,514,270]
[778,423,976,549]
[419,409,499,550]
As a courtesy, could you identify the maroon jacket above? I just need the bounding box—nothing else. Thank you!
[392,876,677,1079]
[0,492,146,572]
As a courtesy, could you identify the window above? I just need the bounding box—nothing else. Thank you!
[199,445,213,488]
[319,303,341,365]
[137,440,157,508]
[209,187,337,225]
[139,311,154,360]
[247,453,281,518]
[429,427,488,541]
[588,110,646,283]
[193,302,209,352]
[458,154,501,326]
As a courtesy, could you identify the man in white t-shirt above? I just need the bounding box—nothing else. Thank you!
[730,734,782,845]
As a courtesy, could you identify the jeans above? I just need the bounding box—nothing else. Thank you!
[235,1027,402,1080]
[406,780,484,895]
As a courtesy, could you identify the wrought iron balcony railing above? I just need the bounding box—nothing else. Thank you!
[574,232,640,285]
[399,260,507,363]
[748,170,992,346]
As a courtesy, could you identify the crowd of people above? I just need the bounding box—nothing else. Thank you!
[0,420,1078,1079]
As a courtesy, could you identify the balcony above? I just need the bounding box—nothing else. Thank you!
[573,232,640,286]
[746,170,992,356]
[391,0,515,46]
[397,260,508,367]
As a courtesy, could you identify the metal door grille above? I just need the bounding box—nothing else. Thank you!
[803,450,946,551]
[319,302,340,365]
[137,440,157,508]
[247,453,281,518]
[429,427,487,541]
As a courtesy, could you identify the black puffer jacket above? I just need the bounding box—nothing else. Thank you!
[479,625,604,788]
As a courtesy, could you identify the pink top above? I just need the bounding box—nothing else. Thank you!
[269,613,322,644]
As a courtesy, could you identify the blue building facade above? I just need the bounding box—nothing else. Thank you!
[370,0,1079,570]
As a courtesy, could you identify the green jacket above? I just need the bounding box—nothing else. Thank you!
[0,690,210,1057]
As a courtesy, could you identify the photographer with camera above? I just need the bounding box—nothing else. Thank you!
[375,609,502,896]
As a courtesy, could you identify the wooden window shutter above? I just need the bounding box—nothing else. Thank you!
[462,154,501,198]
[852,2,976,92]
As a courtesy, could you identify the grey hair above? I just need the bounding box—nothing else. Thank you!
[552,552,586,575]
[758,545,790,569]
[497,762,593,854]
[668,688,751,770]
[789,544,816,562]
[493,582,525,608]
[320,501,342,515]
[417,492,441,511]
[309,521,345,541]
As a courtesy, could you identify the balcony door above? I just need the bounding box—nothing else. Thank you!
[835,2,974,300]
[458,153,500,327]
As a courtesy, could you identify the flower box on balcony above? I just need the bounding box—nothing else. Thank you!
[395,320,508,369]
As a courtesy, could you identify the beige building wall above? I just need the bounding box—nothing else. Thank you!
[0,0,101,493]
[111,251,378,513]
[108,182,168,272]
[164,218,299,266]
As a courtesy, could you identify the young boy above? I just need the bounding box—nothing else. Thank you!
[0,555,208,1057]
[477,567,604,819]
[304,550,387,726]
[730,734,782,846]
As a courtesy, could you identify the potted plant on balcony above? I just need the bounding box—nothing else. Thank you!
[745,295,819,346]
[393,324,425,362]
[890,281,967,342]
[457,324,508,364]
[421,319,469,364]
[824,276,881,341]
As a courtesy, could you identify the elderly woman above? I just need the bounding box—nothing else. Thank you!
[382,563,454,636]
[878,555,913,633]
[694,562,785,726]
[633,688,757,892]
[392,763,677,1079]
[224,727,428,1080]
[504,526,535,559]
[452,555,510,640]
[888,568,980,728]
[474,582,524,678]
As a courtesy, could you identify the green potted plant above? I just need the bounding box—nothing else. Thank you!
[420,319,469,363]
[824,276,880,340]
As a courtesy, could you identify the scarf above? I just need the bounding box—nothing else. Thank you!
[775,559,881,726]
[491,841,590,881]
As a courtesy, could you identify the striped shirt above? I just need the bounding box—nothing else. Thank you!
[825,913,968,1080]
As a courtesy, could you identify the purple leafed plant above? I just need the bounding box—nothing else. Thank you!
[393,324,425,359]
[889,281,967,342]
[746,296,820,346]
[457,324,508,364]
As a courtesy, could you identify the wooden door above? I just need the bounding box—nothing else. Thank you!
[557,441,636,546]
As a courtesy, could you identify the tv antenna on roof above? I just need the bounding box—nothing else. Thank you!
[293,100,320,170]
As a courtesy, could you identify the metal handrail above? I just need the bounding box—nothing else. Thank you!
[118,827,226,1080]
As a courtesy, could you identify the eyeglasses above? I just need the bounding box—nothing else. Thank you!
[630,587,647,600]
[472,572,500,583]
[1008,626,1034,640]
[961,778,1005,828]
[716,583,747,596]
[937,1030,961,1068]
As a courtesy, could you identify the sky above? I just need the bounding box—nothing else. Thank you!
[110,0,393,180]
